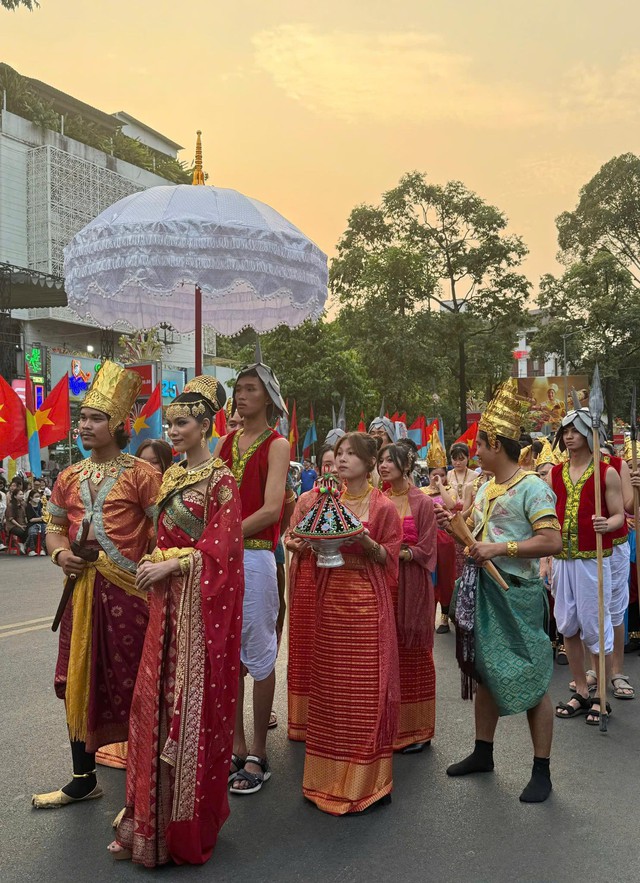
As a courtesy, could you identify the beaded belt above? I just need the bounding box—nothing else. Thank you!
[244,539,273,551]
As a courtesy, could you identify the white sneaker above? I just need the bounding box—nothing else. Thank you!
[0,544,6,551]
[28,550,37,557]
[40,549,47,556]
[18,543,26,555]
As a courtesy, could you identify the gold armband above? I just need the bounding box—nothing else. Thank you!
[285,491,296,504]
[46,522,69,536]
[51,547,67,566]
[506,541,519,558]
[533,517,561,532]
[140,547,193,567]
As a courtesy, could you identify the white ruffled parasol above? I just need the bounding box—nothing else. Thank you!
[63,134,328,366]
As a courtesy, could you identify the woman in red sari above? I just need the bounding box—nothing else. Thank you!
[379,443,438,752]
[284,443,336,741]
[108,377,244,867]
[303,432,402,815]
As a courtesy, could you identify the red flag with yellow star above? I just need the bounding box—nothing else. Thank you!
[37,375,71,448]
[129,383,162,451]
[0,374,28,460]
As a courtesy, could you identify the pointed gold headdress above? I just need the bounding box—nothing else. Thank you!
[551,444,568,465]
[479,379,529,447]
[427,432,447,469]
[166,375,224,421]
[82,360,142,432]
[624,437,635,463]
[518,445,532,467]
[534,438,555,468]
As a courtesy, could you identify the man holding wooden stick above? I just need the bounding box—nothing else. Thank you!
[32,362,160,808]
[551,401,624,729]
[438,380,563,803]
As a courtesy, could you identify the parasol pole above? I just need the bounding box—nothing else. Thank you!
[630,386,640,619]
[589,364,608,733]
[192,131,205,376]
[195,285,202,375]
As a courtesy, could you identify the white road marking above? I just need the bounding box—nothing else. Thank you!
[0,615,52,631]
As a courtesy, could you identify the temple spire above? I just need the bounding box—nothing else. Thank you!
[192,130,205,185]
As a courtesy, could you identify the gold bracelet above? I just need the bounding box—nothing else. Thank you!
[46,523,69,536]
[51,547,68,566]
[506,541,519,558]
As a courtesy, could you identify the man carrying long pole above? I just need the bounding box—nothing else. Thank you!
[552,367,624,731]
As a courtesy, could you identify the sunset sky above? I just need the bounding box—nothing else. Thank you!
[4,1,640,293]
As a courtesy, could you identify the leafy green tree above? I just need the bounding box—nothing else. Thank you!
[1,0,39,9]
[332,172,529,431]
[557,153,640,287]
[533,252,640,432]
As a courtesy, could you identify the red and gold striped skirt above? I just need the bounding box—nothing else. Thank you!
[96,741,128,769]
[303,559,393,815]
[287,555,316,741]
[391,576,436,750]
[394,646,435,750]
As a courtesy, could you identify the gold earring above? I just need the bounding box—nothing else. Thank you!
[201,432,207,449]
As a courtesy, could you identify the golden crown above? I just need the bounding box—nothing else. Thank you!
[183,375,223,412]
[518,444,532,467]
[534,438,555,467]
[82,360,142,432]
[551,444,568,465]
[624,437,637,463]
[426,432,448,469]
[479,379,530,447]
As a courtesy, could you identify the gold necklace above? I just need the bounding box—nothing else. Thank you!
[390,484,410,497]
[343,486,372,502]
[186,457,213,475]
[79,454,129,487]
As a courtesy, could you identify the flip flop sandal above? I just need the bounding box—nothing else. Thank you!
[611,674,635,700]
[555,693,591,718]
[268,710,278,729]
[228,753,246,783]
[585,698,612,726]
[569,670,597,694]
[230,755,271,795]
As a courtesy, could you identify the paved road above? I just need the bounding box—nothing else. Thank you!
[2,555,640,882]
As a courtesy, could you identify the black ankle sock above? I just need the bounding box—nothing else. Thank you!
[519,756,552,803]
[61,740,97,799]
[446,739,494,776]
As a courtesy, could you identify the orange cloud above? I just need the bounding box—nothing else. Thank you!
[252,24,549,128]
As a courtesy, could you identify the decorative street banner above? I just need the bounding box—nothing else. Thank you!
[517,375,589,432]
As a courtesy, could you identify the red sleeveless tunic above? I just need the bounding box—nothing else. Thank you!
[219,428,285,551]
[603,455,628,545]
[551,460,613,560]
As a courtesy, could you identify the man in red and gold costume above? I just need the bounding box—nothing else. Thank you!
[216,343,290,795]
[552,408,624,726]
[33,361,161,808]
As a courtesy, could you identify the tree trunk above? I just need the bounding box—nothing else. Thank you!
[459,334,467,434]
